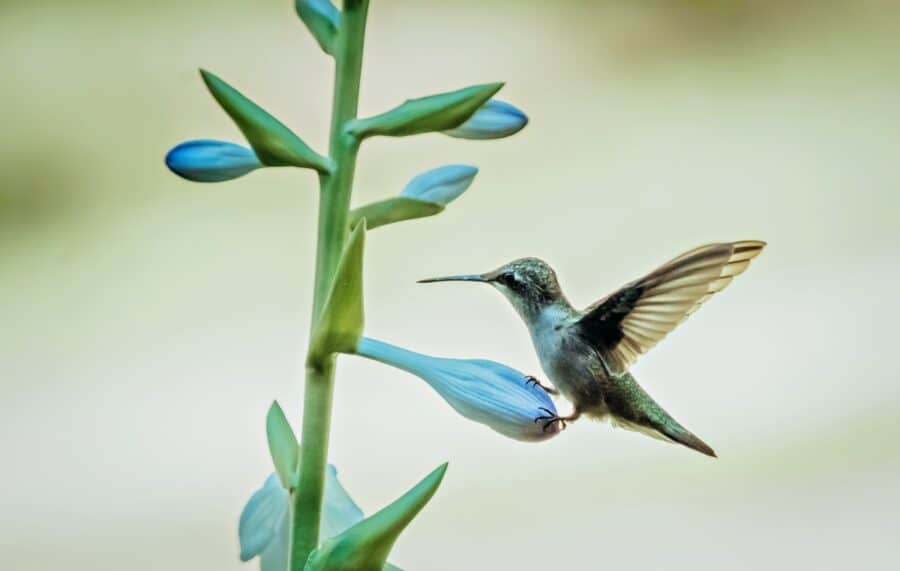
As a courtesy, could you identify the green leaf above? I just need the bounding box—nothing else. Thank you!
[304,463,448,571]
[308,221,366,364]
[266,401,300,489]
[349,197,444,231]
[346,83,504,139]
[200,70,333,174]
[295,0,341,56]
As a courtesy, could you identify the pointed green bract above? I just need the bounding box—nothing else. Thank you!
[200,70,333,174]
[308,221,367,364]
[295,0,341,56]
[304,463,448,571]
[346,83,504,139]
[349,197,445,230]
[267,401,300,488]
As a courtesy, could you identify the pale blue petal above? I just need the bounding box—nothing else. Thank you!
[356,338,560,442]
[165,139,262,182]
[240,467,366,567]
[239,474,289,562]
[259,506,289,571]
[443,100,528,140]
[399,165,478,206]
[322,464,365,538]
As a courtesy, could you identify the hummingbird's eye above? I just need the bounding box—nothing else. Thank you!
[498,272,517,287]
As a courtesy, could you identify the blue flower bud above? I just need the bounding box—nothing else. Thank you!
[356,338,562,442]
[164,139,262,182]
[443,99,528,140]
[239,466,364,568]
[399,164,478,206]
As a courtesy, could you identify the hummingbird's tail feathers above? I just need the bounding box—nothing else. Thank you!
[664,426,717,458]
[610,415,717,458]
[575,240,766,376]
[604,373,718,457]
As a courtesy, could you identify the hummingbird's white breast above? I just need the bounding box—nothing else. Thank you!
[527,304,602,406]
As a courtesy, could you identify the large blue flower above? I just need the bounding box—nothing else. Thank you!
[356,338,562,442]
[239,466,385,571]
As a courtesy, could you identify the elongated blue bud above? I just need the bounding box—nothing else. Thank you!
[356,338,562,442]
[165,139,262,182]
[348,164,478,230]
[400,164,478,206]
[443,99,528,140]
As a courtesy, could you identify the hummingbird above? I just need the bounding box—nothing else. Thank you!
[419,240,766,457]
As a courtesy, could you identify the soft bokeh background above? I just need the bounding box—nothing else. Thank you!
[3,0,899,568]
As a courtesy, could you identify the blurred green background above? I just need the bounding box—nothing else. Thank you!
[2,0,899,569]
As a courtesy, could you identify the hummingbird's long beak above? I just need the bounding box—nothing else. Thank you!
[417,273,489,284]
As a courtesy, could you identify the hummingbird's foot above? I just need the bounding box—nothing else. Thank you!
[525,375,559,396]
[534,407,567,433]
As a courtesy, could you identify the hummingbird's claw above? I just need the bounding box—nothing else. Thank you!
[525,375,559,396]
[534,407,567,433]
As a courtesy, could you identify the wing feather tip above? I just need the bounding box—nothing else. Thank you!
[731,240,766,257]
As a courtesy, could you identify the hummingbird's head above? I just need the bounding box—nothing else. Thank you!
[419,257,565,320]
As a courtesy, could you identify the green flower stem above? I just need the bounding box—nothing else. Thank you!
[291,1,370,569]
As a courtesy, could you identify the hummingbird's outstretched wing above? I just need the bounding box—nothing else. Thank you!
[574,240,765,376]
